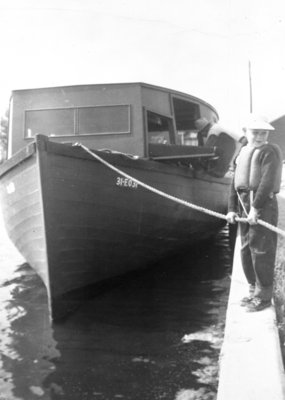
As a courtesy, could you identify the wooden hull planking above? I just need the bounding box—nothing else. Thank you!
[0,136,229,315]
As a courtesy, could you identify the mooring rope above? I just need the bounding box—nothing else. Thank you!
[75,143,285,238]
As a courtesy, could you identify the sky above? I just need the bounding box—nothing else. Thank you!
[0,0,284,132]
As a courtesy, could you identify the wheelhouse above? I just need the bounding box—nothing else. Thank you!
[8,82,218,158]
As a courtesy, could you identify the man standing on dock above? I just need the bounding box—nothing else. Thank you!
[226,114,283,312]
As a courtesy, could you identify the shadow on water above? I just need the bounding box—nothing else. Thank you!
[0,228,233,400]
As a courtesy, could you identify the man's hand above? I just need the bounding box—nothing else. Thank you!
[226,212,238,224]
[247,207,259,225]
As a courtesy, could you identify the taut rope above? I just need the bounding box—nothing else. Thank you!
[75,143,285,238]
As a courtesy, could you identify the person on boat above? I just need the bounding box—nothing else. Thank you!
[226,113,283,312]
[194,118,239,177]
[194,117,231,147]
[194,117,212,146]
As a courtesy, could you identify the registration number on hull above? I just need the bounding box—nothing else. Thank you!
[116,177,138,189]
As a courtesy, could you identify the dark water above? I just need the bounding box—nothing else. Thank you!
[0,226,233,400]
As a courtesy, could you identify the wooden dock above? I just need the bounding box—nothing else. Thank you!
[217,232,285,400]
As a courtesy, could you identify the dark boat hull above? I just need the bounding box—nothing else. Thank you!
[0,136,230,317]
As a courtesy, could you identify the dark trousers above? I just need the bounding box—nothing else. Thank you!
[239,192,278,301]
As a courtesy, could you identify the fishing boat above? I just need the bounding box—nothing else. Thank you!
[0,82,239,319]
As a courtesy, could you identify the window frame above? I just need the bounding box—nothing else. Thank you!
[171,95,201,132]
[144,107,176,152]
[77,104,131,136]
[24,104,131,139]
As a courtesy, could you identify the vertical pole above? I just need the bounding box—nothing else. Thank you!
[248,60,253,113]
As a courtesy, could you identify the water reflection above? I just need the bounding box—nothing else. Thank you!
[0,264,58,400]
[0,229,232,400]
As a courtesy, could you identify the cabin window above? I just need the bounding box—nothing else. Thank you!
[172,97,200,145]
[25,109,75,138]
[24,105,130,138]
[78,105,130,135]
[147,111,174,144]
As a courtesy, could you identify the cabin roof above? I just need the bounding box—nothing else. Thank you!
[10,82,218,116]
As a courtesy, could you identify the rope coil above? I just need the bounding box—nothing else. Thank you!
[75,143,285,238]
